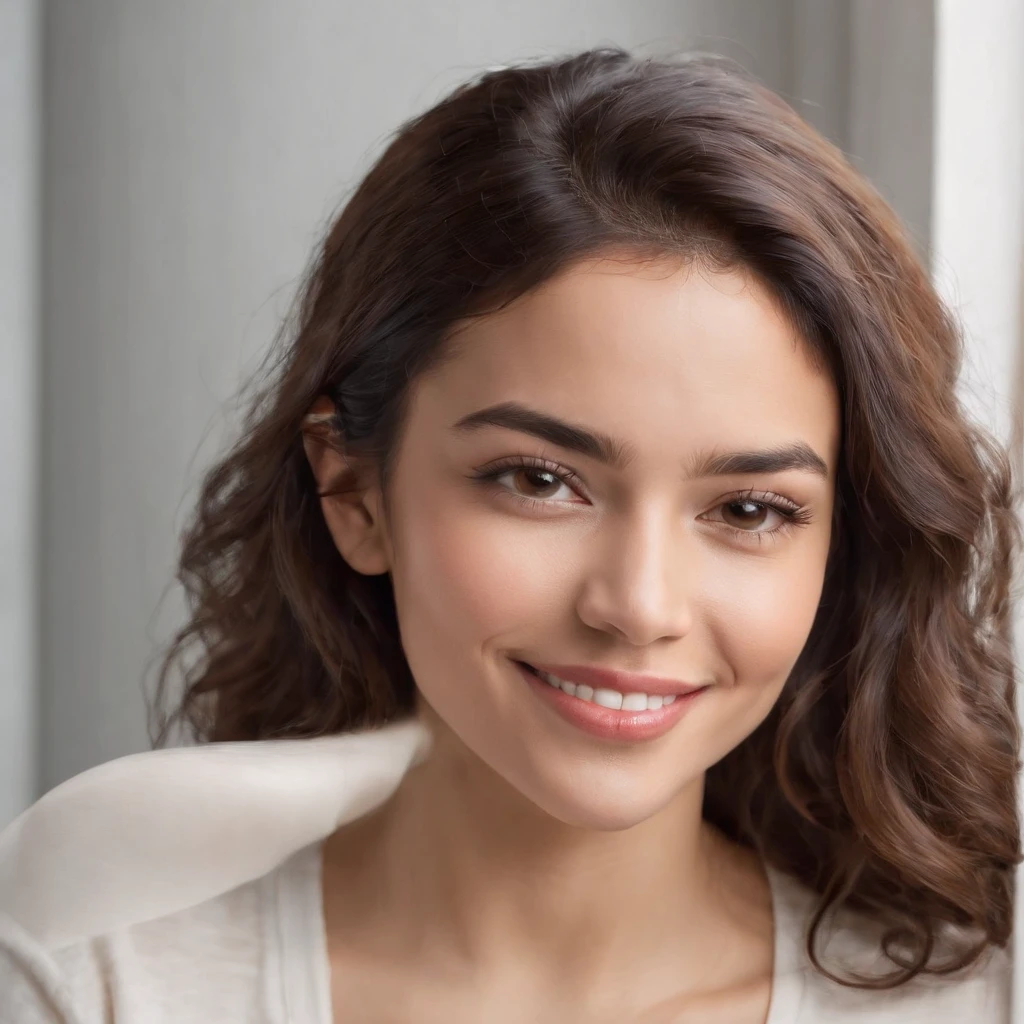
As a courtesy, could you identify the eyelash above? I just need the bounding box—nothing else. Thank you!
[469,455,814,545]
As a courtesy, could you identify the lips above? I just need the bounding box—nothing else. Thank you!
[514,660,708,742]
[519,661,708,697]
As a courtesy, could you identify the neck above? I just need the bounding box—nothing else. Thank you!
[321,717,773,1005]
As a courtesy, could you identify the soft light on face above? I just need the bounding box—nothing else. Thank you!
[379,257,840,830]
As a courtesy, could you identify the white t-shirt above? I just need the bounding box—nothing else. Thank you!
[0,720,1013,1022]
[1,842,1013,1022]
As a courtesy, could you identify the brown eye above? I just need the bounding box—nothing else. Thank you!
[720,499,771,531]
[512,468,563,498]
[471,458,586,505]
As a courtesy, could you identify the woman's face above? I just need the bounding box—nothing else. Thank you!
[352,258,838,830]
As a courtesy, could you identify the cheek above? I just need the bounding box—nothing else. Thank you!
[387,482,577,666]
[702,542,829,691]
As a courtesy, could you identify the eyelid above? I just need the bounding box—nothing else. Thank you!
[472,454,589,498]
[701,490,815,546]
[717,487,803,512]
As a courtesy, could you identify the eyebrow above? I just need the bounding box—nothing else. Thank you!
[451,401,830,480]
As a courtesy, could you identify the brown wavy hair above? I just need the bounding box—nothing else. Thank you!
[149,48,1023,990]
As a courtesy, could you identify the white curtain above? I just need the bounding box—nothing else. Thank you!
[931,0,1024,1011]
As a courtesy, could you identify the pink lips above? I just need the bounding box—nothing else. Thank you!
[525,661,707,697]
[514,660,709,742]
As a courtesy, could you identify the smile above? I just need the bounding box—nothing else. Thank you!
[514,661,709,742]
[531,668,678,711]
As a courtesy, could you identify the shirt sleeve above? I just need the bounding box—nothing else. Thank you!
[0,914,92,1024]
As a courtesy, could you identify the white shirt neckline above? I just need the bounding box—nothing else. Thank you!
[263,841,806,1024]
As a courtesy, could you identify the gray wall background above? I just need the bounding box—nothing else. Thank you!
[1,0,41,830]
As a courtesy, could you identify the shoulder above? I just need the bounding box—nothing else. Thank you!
[768,867,1013,1023]
[0,869,275,1024]
[0,720,428,948]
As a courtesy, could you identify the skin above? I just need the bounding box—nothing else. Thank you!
[303,256,841,1022]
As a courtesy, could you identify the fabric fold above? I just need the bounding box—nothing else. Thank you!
[0,718,432,950]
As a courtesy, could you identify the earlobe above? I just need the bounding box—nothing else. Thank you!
[301,397,391,576]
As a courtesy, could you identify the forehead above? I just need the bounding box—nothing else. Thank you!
[423,258,840,468]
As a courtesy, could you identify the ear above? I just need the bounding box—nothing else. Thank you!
[301,396,391,576]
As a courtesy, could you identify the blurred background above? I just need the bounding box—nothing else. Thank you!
[1,0,1021,906]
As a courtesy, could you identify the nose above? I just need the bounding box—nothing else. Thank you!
[575,507,694,646]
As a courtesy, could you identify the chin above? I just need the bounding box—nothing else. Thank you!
[554,804,662,832]
[517,765,686,832]
[536,793,672,832]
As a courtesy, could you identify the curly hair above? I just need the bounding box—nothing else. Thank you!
[148,47,1023,990]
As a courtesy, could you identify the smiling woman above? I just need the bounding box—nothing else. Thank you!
[320,259,841,831]
[1,47,1020,1024]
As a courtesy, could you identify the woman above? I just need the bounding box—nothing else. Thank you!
[1,47,1020,1023]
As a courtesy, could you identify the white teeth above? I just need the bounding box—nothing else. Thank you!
[535,668,686,711]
